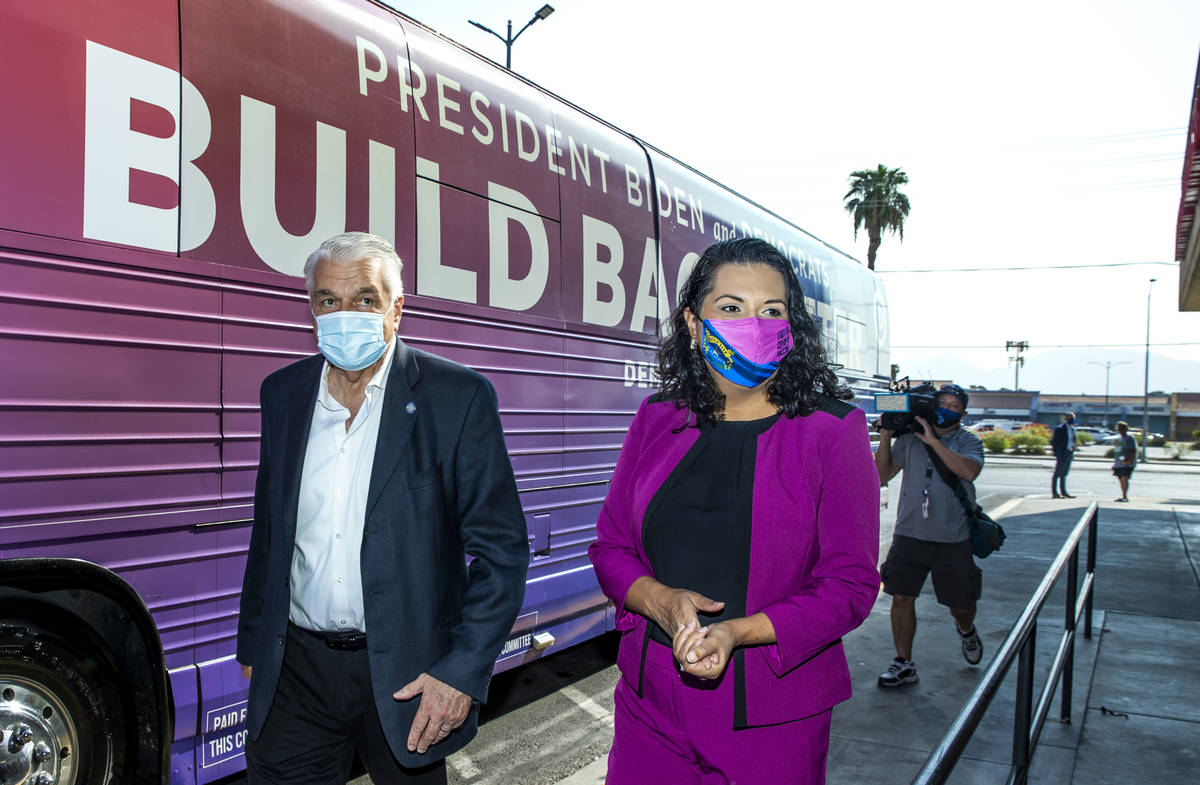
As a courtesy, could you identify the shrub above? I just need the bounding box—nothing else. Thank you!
[1076,431,1094,445]
[1166,442,1194,460]
[1010,432,1048,455]
[982,433,1011,453]
[1022,423,1052,440]
[1104,447,1115,459]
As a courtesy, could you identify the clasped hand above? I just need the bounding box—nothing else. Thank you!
[649,586,735,679]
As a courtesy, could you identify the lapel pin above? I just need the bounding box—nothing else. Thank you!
[406,401,417,414]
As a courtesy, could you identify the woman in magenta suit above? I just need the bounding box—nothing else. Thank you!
[588,238,880,784]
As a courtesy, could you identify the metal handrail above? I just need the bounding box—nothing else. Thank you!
[912,502,1099,785]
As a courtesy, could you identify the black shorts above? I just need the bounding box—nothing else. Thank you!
[881,535,981,608]
[1112,465,1134,477]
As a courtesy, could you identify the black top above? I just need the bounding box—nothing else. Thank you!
[642,413,780,646]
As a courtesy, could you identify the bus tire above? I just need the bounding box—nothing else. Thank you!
[0,612,131,785]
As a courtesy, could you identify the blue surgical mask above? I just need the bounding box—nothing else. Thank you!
[933,407,963,428]
[313,307,393,371]
[1065,416,1075,424]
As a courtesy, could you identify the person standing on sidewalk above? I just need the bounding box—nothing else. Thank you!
[1050,412,1077,498]
[1112,420,1137,502]
[589,239,880,784]
[874,384,985,688]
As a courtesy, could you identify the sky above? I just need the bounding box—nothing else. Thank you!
[389,0,1200,395]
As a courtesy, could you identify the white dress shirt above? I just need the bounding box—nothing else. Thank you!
[289,344,394,632]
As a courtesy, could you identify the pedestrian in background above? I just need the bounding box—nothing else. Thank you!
[589,239,880,785]
[1112,420,1137,502]
[1050,411,1077,498]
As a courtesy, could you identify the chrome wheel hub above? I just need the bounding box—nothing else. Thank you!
[1,677,77,785]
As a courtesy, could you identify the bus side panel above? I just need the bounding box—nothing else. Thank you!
[179,0,418,282]
[399,24,574,633]
[0,248,226,663]
[550,100,658,646]
[0,0,180,249]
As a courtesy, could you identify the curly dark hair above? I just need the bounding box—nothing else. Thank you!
[658,237,851,426]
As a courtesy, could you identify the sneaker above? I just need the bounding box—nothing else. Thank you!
[1115,497,1129,503]
[878,657,918,688]
[959,624,983,665]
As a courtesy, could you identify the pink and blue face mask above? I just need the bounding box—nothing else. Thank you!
[699,317,794,388]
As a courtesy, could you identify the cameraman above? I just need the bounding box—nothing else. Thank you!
[874,384,984,688]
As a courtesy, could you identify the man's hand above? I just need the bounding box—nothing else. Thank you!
[912,416,938,446]
[394,673,471,754]
[241,664,252,680]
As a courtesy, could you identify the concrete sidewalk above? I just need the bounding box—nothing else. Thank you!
[829,495,1200,784]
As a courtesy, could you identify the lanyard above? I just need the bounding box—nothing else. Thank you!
[923,462,933,519]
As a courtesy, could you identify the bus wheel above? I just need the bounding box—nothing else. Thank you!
[0,617,127,785]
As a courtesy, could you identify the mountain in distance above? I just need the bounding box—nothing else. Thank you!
[891,348,1199,396]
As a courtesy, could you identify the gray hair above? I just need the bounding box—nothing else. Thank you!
[303,232,405,300]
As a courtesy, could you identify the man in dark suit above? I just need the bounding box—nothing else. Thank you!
[1050,412,1077,498]
[237,232,529,784]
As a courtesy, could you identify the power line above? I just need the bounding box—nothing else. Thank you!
[893,342,1200,349]
[1061,127,1186,145]
[876,261,1176,273]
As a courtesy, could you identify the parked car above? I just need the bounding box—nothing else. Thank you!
[1075,426,1114,443]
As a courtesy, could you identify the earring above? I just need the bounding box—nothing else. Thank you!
[690,336,698,350]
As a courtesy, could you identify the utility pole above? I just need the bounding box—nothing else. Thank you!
[1006,340,1029,390]
[1087,360,1130,428]
[1141,279,1156,463]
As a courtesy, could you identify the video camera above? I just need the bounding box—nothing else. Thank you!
[874,380,939,436]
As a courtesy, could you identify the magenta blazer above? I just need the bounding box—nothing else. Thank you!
[588,394,881,726]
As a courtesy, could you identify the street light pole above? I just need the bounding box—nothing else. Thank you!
[1140,278,1156,463]
[1087,360,1130,428]
[469,4,555,70]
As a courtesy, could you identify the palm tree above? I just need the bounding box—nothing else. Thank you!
[843,165,911,270]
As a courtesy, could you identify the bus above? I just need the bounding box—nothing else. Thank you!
[0,1,891,782]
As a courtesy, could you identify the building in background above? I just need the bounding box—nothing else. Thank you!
[1036,394,1171,436]
[1170,393,1200,441]
[1177,51,1200,311]
[922,382,1186,438]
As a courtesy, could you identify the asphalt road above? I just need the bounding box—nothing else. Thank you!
[215,453,1199,785]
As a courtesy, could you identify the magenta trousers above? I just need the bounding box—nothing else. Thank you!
[606,640,832,785]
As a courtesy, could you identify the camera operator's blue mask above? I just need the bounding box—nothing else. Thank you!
[932,407,963,428]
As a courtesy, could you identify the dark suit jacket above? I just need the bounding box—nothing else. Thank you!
[236,340,529,766]
[1052,422,1072,458]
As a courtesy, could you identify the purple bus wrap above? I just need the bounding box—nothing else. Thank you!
[0,1,890,782]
